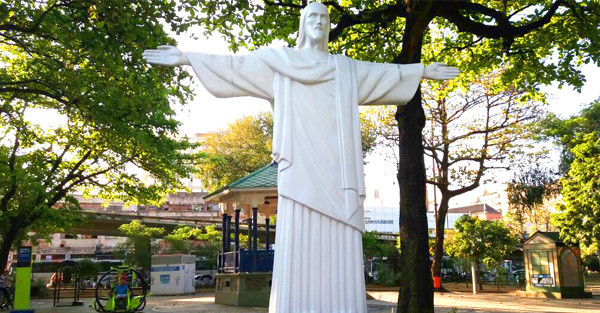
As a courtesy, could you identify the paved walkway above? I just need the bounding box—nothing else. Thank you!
[27,291,600,313]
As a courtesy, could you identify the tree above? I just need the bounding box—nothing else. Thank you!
[361,73,542,288]
[196,112,273,190]
[0,1,198,271]
[114,220,165,271]
[78,259,102,282]
[445,215,518,294]
[506,163,561,236]
[362,231,401,286]
[553,132,600,255]
[540,99,600,268]
[423,73,542,284]
[538,98,600,173]
[359,106,401,167]
[190,1,600,311]
[169,224,252,268]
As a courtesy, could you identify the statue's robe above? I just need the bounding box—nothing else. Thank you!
[188,48,423,313]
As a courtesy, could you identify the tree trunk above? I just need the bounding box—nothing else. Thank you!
[0,218,21,272]
[397,89,434,313]
[471,260,478,294]
[477,261,483,291]
[597,239,600,271]
[395,4,436,313]
[431,197,450,289]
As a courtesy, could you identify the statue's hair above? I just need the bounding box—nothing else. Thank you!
[296,2,329,52]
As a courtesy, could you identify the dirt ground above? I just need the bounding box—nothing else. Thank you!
[29,291,600,313]
[32,274,600,312]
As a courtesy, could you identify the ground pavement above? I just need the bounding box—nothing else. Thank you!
[27,291,600,313]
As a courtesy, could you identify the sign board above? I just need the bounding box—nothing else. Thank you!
[151,266,180,272]
[14,246,33,311]
[533,274,554,286]
[16,246,32,267]
[160,275,171,284]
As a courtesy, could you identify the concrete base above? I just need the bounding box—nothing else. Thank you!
[516,290,593,299]
[215,272,271,308]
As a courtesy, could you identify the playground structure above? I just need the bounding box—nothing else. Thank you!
[90,265,148,312]
[53,259,84,307]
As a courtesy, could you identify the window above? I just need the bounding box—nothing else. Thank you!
[531,252,550,275]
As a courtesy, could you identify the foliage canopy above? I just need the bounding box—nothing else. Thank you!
[0,0,199,270]
[196,112,273,191]
[446,215,519,270]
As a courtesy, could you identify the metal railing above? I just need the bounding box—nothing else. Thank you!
[218,250,274,274]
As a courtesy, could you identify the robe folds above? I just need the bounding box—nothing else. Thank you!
[188,48,423,232]
[187,48,423,313]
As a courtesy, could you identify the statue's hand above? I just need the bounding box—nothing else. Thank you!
[423,62,460,80]
[142,45,190,66]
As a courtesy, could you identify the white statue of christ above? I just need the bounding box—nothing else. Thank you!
[144,3,458,312]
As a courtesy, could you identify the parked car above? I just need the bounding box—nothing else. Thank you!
[194,274,214,287]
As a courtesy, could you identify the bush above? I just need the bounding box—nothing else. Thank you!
[583,255,600,272]
[374,262,399,287]
[78,259,101,280]
[30,278,49,298]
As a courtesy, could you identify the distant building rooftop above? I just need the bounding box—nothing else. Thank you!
[447,203,500,214]
[166,191,208,205]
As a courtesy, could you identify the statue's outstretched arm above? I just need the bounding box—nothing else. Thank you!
[423,62,460,81]
[143,45,190,66]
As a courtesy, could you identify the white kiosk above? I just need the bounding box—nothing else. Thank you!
[150,254,196,295]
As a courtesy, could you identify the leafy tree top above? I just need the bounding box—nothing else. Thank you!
[0,0,197,209]
[446,215,519,269]
[0,0,199,270]
[190,1,599,92]
[538,98,600,172]
[196,112,274,191]
[553,131,600,246]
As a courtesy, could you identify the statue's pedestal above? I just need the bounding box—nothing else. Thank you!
[215,272,272,307]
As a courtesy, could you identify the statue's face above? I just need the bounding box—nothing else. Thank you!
[303,4,329,45]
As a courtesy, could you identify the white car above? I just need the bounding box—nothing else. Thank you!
[194,274,214,287]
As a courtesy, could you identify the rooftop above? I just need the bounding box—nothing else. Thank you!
[203,162,278,201]
[447,203,500,214]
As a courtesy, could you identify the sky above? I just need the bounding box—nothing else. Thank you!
[173,27,274,135]
[170,26,600,208]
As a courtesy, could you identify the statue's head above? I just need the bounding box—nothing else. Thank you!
[297,2,329,52]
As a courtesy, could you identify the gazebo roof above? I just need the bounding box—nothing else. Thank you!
[203,162,278,203]
[523,231,566,248]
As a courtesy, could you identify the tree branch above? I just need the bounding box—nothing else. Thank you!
[330,4,409,42]
[45,143,72,187]
[52,149,94,194]
[0,0,69,36]
[0,87,69,104]
[0,133,20,212]
[263,0,302,9]
[64,156,135,192]
[439,0,566,51]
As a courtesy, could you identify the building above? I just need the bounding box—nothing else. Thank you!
[9,191,216,265]
[364,206,466,235]
[447,203,503,220]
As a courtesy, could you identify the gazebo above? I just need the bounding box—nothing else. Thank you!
[203,162,278,307]
[517,231,592,299]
